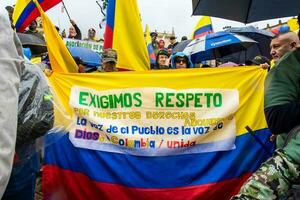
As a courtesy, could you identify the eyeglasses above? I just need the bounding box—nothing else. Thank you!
[175,59,187,64]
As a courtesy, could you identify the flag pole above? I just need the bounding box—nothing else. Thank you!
[96,1,106,16]
[61,0,72,21]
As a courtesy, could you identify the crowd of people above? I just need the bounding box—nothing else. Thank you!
[2,3,300,200]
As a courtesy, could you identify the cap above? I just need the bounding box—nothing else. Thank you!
[246,55,270,65]
[157,49,169,57]
[150,32,158,37]
[102,48,117,63]
[88,28,96,33]
[181,36,188,41]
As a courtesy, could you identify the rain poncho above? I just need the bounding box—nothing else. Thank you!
[3,60,54,199]
[0,11,23,198]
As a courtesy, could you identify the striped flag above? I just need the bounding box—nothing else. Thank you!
[193,16,213,39]
[13,0,61,32]
[103,0,149,71]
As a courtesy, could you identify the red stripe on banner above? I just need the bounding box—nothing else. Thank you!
[43,165,251,200]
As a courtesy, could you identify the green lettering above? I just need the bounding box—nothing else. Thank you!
[166,93,174,107]
[89,93,97,107]
[156,93,164,107]
[113,94,123,108]
[213,93,222,107]
[186,93,194,107]
[133,93,142,107]
[123,93,132,107]
[194,93,203,107]
[79,92,89,106]
[205,93,213,108]
[175,93,185,107]
[100,95,109,108]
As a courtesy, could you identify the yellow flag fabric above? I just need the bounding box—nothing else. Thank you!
[287,18,299,33]
[50,67,267,143]
[112,0,149,71]
[145,24,151,45]
[33,0,78,73]
[44,67,273,199]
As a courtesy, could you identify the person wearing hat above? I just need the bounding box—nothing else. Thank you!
[181,36,188,41]
[24,20,44,41]
[5,6,14,29]
[158,39,166,51]
[150,32,159,55]
[245,55,271,70]
[167,35,179,51]
[99,48,118,72]
[153,49,170,70]
[84,28,98,42]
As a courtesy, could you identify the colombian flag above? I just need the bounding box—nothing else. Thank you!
[43,67,274,200]
[145,24,156,65]
[193,16,213,39]
[32,0,78,74]
[13,0,61,32]
[103,0,149,71]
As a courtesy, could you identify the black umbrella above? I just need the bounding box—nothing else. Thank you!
[222,26,274,64]
[17,33,47,55]
[172,39,192,54]
[192,0,300,23]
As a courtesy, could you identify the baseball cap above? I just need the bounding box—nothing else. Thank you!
[150,32,158,37]
[246,55,270,65]
[102,48,117,63]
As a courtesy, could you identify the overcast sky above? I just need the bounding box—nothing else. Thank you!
[2,0,291,39]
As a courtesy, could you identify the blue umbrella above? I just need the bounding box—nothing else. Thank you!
[182,31,257,63]
[68,47,101,67]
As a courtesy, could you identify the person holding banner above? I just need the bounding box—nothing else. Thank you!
[232,15,300,200]
[170,52,194,69]
[99,48,118,72]
[154,49,170,70]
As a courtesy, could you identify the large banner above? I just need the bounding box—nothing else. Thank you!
[44,67,274,200]
[64,38,103,54]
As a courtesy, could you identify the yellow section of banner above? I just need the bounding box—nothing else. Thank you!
[49,67,267,137]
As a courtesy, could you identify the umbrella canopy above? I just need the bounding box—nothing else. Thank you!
[17,33,47,55]
[68,47,101,67]
[222,26,274,63]
[192,0,300,23]
[180,31,257,63]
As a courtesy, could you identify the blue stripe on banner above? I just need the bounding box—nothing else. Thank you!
[15,0,44,31]
[194,25,213,38]
[44,128,274,188]
[106,0,116,31]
